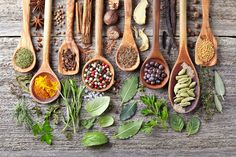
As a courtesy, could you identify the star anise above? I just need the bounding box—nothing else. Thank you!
[30,0,45,14]
[31,14,44,30]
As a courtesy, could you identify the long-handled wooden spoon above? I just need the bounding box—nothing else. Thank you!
[82,0,115,92]
[140,0,170,89]
[58,0,80,75]
[195,0,217,66]
[168,0,200,113]
[12,0,36,73]
[115,0,140,72]
[30,0,61,104]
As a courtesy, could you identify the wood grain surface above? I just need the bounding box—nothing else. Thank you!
[0,0,236,156]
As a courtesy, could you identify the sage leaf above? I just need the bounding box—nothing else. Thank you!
[214,71,225,100]
[82,131,108,147]
[98,115,114,128]
[85,96,110,117]
[214,94,223,113]
[115,120,143,139]
[186,117,200,136]
[120,75,139,105]
[170,114,185,132]
[120,102,137,121]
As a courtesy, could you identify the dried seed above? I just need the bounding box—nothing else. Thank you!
[179,92,189,97]
[181,97,195,103]
[189,82,196,88]
[180,102,191,107]
[178,68,187,75]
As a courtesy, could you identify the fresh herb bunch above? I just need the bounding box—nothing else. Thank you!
[140,95,169,134]
[14,100,34,130]
[33,120,53,145]
[61,79,85,133]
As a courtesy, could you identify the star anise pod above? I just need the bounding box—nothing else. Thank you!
[30,0,45,14]
[31,14,44,30]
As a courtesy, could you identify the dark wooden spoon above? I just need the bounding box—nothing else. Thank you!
[81,0,115,92]
[168,0,200,113]
[140,0,170,89]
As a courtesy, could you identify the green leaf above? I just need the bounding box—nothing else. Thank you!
[141,108,153,116]
[98,115,114,128]
[186,117,201,136]
[214,94,223,113]
[214,71,225,100]
[169,114,185,132]
[140,119,158,135]
[161,106,168,121]
[115,120,143,139]
[120,75,139,104]
[32,123,42,136]
[81,117,96,130]
[85,96,110,117]
[42,120,53,133]
[120,102,137,121]
[41,133,53,145]
[82,131,108,147]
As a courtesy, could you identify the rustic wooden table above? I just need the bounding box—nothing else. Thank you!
[0,0,236,156]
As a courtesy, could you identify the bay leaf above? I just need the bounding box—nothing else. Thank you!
[120,102,137,121]
[82,131,108,147]
[170,114,185,132]
[214,71,225,100]
[186,117,201,136]
[120,75,139,105]
[98,115,114,128]
[214,94,223,113]
[85,96,110,117]
[115,120,143,139]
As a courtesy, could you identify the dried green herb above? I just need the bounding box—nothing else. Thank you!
[186,117,200,136]
[81,117,96,130]
[98,115,114,128]
[120,102,137,121]
[15,48,34,69]
[214,94,223,113]
[31,106,43,117]
[120,75,139,105]
[82,131,109,147]
[16,75,32,93]
[169,114,184,132]
[214,71,225,100]
[45,104,61,125]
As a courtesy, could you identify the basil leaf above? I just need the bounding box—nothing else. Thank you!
[120,75,139,104]
[98,115,114,128]
[85,96,110,117]
[81,117,96,129]
[41,133,53,145]
[120,102,137,121]
[82,131,108,147]
[214,94,223,113]
[214,71,225,100]
[115,120,143,139]
[186,117,201,136]
[170,114,185,132]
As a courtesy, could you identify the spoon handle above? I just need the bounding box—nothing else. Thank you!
[152,0,160,51]
[95,0,104,56]
[179,0,187,50]
[22,0,31,38]
[66,0,75,40]
[123,0,132,35]
[201,0,210,28]
[42,0,53,65]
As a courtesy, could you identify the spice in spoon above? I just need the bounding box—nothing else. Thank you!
[32,73,59,100]
[83,61,113,90]
[62,48,77,71]
[14,48,34,69]
[117,46,138,69]
[196,38,215,63]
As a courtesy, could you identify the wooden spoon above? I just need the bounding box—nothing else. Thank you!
[115,0,140,72]
[12,0,36,73]
[82,0,115,92]
[30,0,61,104]
[58,0,80,75]
[140,0,170,89]
[195,0,217,66]
[168,0,200,113]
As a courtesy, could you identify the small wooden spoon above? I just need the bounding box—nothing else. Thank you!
[168,0,200,113]
[30,0,61,104]
[195,0,217,66]
[115,0,140,72]
[58,0,80,75]
[140,0,170,89]
[82,0,115,92]
[12,0,36,73]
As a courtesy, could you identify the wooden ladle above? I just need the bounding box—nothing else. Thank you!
[168,0,200,113]
[115,0,140,72]
[82,0,115,92]
[140,0,170,89]
[195,0,217,66]
[30,0,61,104]
[12,0,36,73]
[58,0,80,75]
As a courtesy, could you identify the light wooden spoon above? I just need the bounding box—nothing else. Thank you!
[140,0,170,89]
[115,0,140,72]
[12,0,36,73]
[82,0,115,92]
[58,0,80,75]
[30,0,61,104]
[195,0,217,66]
[168,0,200,113]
